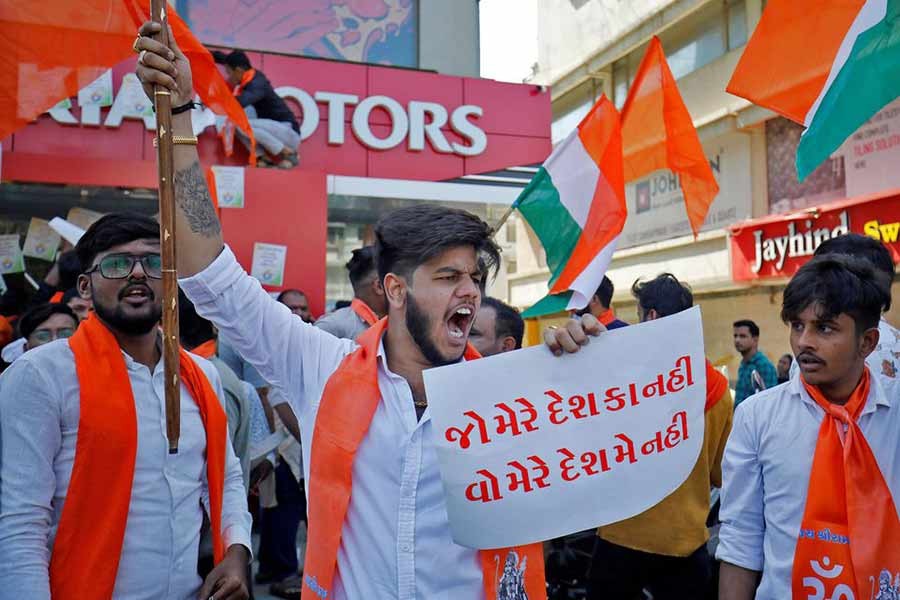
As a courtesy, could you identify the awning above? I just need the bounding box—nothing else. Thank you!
[728,189,900,282]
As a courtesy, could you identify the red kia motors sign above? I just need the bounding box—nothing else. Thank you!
[2,53,551,183]
[730,190,900,282]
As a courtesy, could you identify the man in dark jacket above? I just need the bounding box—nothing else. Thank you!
[213,50,300,168]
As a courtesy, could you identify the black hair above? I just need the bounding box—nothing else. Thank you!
[276,288,306,303]
[346,246,377,292]
[780,354,793,365]
[212,49,252,70]
[61,287,81,304]
[733,319,760,337]
[374,205,501,284]
[631,273,693,318]
[17,303,78,340]
[334,300,352,310]
[593,276,615,308]
[75,213,159,273]
[814,233,895,311]
[56,251,82,291]
[781,254,890,334]
[177,289,215,350]
[482,297,524,349]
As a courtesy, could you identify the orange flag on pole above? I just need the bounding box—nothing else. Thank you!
[621,37,719,237]
[0,0,254,162]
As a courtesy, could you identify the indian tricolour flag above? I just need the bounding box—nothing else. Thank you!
[728,0,900,180]
[515,95,627,318]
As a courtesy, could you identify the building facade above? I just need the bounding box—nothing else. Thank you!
[509,0,900,379]
[0,1,551,317]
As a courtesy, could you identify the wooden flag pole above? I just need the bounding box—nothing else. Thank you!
[491,203,517,239]
[150,0,180,454]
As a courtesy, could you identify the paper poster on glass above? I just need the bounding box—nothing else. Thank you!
[251,242,287,287]
[0,235,26,274]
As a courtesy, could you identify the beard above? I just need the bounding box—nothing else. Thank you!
[92,285,162,336]
[406,291,463,368]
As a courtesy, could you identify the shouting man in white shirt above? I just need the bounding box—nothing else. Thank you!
[0,214,253,600]
[717,254,900,600]
[132,20,603,599]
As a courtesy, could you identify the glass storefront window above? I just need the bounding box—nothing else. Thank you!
[727,0,748,50]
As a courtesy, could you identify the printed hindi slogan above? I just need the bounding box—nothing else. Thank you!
[423,306,707,549]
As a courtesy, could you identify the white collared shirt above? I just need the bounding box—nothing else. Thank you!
[180,246,483,600]
[716,366,900,599]
[0,339,252,600]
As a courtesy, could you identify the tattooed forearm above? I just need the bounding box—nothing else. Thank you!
[174,161,221,237]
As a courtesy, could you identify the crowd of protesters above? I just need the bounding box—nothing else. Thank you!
[0,19,896,600]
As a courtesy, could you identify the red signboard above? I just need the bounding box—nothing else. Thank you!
[729,190,900,282]
[2,54,551,183]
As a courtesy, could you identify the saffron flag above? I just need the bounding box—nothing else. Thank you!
[0,0,254,160]
[727,0,900,180]
[621,37,719,238]
[516,95,627,317]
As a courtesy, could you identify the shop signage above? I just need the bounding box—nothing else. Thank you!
[618,131,752,249]
[48,83,488,158]
[730,191,900,282]
[10,54,551,183]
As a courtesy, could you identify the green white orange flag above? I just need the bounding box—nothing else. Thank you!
[621,37,719,238]
[0,0,254,159]
[727,0,900,180]
[516,95,627,318]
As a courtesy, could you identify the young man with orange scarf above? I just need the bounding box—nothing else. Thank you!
[132,20,614,597]
[0,214,253,600]
[717,255,900,600]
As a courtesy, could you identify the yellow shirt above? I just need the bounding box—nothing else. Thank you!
[598,387,734,556]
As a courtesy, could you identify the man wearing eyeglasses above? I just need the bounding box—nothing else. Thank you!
[18,303,79,351]
[0,213,252,600]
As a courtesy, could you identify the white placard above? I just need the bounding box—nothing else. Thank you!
[77,69,114,108]
[423,306,707,549]
[0,234,25,275]
[211,166,245,208]
[22,218,61,262]
[251,242,287,287]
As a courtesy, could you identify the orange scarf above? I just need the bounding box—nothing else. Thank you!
[597,308,617,327]
[705,360,728,411]
[792,368,900,599]
[301,318,546,600]
[350,298,378,326]
[232,68,256,98]
[192,338,218,359]
[51,314,229,599]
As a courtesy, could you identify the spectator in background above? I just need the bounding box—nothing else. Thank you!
[588,274,733,600]
[62,287,92,321]
[277,288,313,323]
[18,303,79,352]
[733,319,778,406]
[777,354,793,384]
[212,49,300,169]
[315,247,387,340]
[575,276,629,329]
[469,296,524,357]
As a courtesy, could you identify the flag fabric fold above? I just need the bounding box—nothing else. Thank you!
[621,37,719,238]
[0,0,254,162]
[727,0,900,180]
[515,95,627,318]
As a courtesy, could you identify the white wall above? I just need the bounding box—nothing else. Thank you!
[535,0,676,85]
[419,0,480,77]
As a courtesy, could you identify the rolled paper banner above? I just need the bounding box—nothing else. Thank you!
[48,217,86,246]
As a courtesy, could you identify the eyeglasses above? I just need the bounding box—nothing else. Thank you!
[30,328,76,344]
[87,253,163,279]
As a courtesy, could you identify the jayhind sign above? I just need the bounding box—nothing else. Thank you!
[46,74,487,157]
